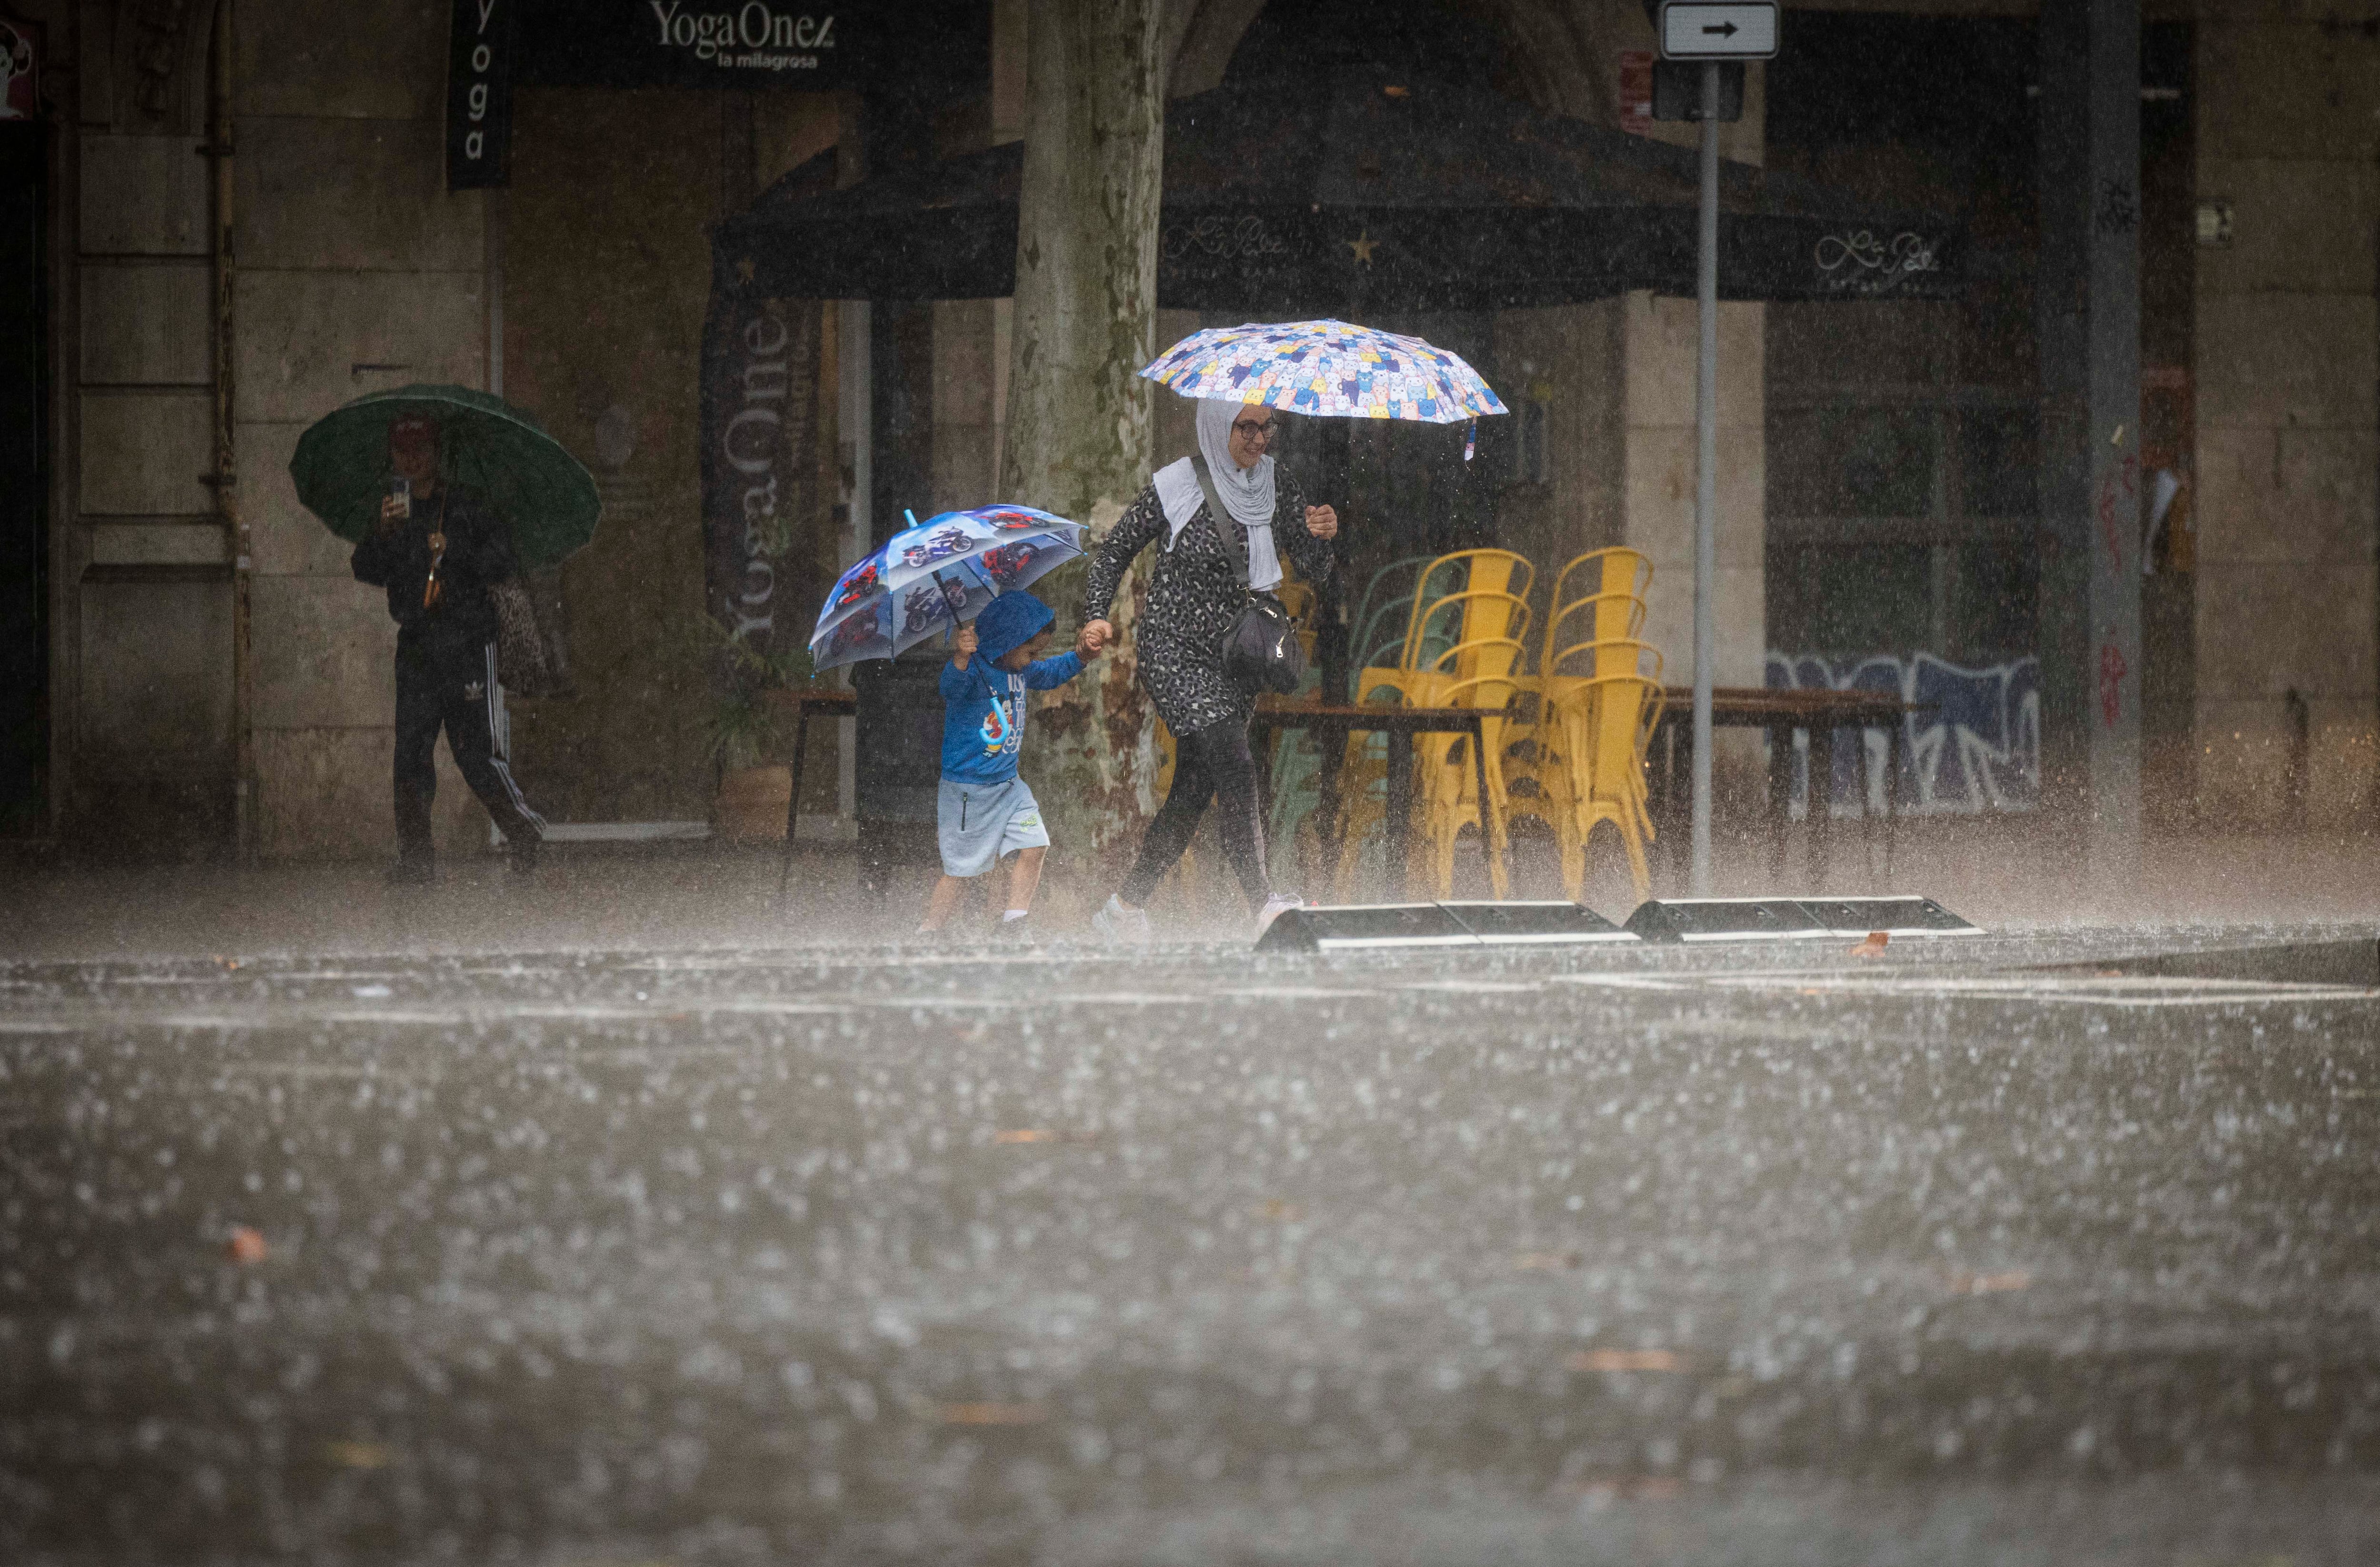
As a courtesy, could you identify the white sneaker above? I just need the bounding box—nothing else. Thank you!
[1092,893,1152,945]
[1255,893,1306,938]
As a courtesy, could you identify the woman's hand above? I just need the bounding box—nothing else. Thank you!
[1304,504,1339,541]
[377,494,406,534]
[1081,618,1115,654]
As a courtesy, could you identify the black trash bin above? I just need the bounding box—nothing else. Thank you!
[852,651,946,898]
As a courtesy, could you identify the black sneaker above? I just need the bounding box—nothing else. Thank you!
[385,859,435,887]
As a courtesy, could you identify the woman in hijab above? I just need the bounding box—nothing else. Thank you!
[1079,398,1340,940]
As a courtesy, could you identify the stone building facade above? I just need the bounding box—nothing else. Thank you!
[5,0,2374,869]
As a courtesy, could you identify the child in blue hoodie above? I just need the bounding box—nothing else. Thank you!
[918,590,1101,939]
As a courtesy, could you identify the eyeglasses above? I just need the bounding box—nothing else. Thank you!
[1231,419,1279,443]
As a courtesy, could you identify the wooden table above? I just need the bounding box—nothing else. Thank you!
[776,686,858,905]
[1250,700,1497,900]
[1650,686,1928,888]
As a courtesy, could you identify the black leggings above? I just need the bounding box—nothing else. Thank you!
[1121,715,1270,910]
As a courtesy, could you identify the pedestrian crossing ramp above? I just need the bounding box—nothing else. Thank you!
[1255,895,1981,953]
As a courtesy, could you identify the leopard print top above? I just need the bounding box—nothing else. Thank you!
[1083,472,1334,734]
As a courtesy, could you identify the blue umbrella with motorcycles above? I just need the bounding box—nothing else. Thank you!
[810,504,1087,672]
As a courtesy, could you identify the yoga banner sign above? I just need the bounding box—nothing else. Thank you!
[509,0,986,91]
[699,294,822,664]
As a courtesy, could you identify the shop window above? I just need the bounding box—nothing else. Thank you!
[1959,407,2039,519]
[1769,541,1933,657]
[1771,406,1934,519]
[1952,539,2038,660]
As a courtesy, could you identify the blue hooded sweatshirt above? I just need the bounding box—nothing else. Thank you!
[938,591,1084,786]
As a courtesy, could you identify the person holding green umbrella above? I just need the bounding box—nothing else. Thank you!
[297,384,597,884]
[346,411,546,884]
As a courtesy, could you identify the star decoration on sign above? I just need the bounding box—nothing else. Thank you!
[734,256,757,283]
[1345,231,1377,266]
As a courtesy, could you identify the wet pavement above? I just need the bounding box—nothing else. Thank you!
[4,914,2379,1564]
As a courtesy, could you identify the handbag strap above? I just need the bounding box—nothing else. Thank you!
[1189,455,1254,591]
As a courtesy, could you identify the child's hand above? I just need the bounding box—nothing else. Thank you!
[953,625,977,666]
[1075,624,1105,660]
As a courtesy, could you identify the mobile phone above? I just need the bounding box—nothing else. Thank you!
[388,474,412,519]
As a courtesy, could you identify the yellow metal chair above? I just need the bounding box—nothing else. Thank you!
[1411,649,1526,899]
[1330,551,1537,899]
[1549,547,1651,611]
[1397,549,1536,671]
[1407,591,1534,686]
[1545,590,1647,656]
[1503,591,1646,874]
[1559,638,1664,814]
[1498,551,1659,904]
[1336,615,1534,900]
[1517,592,1650,800]
[1360,558,1536,714]
[1546,671,1665,906]
[1342,584,1532,824]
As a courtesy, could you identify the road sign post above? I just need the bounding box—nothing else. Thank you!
[1656,1,1775,896]
[1690,60,1719,895]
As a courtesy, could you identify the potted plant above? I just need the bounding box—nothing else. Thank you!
[696,620,820,842]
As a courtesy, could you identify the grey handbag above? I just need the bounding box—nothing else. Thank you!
[1190,455,1307,696]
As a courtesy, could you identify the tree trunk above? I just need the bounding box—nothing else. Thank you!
[1003,0,1165,912]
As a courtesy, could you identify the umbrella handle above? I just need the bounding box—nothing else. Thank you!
[933,567,968,646]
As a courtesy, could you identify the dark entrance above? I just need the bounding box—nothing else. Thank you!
[1764,14,2045,675]
[0,121,47,840]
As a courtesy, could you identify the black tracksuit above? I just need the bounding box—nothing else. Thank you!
[351,486,544,865]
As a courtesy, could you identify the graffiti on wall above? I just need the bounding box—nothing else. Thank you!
[1766,652,2041,818]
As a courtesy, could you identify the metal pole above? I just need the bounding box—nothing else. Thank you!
[1690,60,1719,895]
[211,0,251,863]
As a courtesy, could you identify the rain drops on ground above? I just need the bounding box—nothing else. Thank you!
[1566,1349,1683,1373]
[5,919,2375,1562]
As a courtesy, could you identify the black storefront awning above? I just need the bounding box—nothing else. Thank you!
[714,69,1961,310]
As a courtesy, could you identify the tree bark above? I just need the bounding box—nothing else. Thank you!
[1002,0,1165,909]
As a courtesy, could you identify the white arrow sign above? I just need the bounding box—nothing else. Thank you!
[1657,1,1779,60]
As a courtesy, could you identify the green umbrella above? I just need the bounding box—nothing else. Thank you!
[288,384,602,568]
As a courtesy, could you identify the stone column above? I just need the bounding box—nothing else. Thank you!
[2036,0,2142,889]
[1001,0,1165,903]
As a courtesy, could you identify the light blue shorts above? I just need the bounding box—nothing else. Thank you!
[936,777,1049,878]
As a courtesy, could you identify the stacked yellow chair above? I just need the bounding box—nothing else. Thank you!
[1502,548,1664,904]
[1409,629,1528,898]
[1550,670,1665,901]
[1335,559,1487,884]
[1333,550,1535,899]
